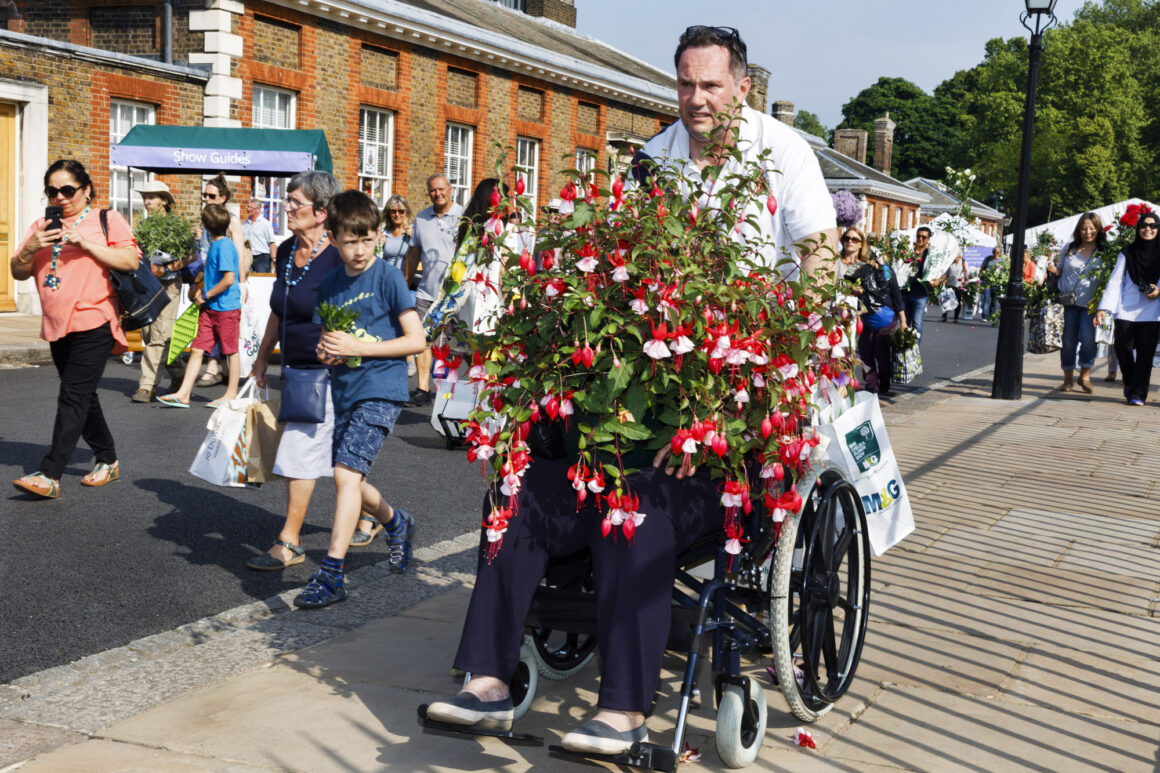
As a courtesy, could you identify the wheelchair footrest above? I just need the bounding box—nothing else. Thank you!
[417,704,544,746]
[548,742,678,772]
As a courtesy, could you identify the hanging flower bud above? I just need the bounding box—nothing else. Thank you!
[489,188,502,208]
[767,195,778,217]
[515,177,526,196]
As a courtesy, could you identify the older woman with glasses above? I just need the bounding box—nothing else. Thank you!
[247,171,348,570]
[380,195,414,271]
[1095,211,1160,405]
[9,159,141,499]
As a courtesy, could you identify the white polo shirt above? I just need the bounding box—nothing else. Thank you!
[640,105,836,275]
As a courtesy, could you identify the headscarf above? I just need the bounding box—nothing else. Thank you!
[1124,212,1160,288]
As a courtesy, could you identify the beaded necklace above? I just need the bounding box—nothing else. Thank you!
[283,233,327,288]
[44,205,91,291]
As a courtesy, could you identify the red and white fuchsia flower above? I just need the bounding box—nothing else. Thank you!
[437,149,855,556]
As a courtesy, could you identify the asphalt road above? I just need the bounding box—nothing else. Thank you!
[0,363,487,684]
[0,306,1000,683]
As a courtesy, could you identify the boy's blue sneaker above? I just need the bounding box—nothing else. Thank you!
[293,569,346,608]
[385,509,415,574]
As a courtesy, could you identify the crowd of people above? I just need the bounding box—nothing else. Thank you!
[8,20,1159,764]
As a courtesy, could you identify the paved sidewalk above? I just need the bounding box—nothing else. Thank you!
[2,353,1158,771]
[0,313,49,365]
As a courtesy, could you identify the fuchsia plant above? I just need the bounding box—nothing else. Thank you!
[436,141,855,559]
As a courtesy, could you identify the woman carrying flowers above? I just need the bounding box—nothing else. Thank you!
[843,226,906,395]
[425,26,843,756]
[1095,211,1160,405]
[1045,212,1105,393]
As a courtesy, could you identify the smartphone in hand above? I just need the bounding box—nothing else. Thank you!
[44,206,64,239]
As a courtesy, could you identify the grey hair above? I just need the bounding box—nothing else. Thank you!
[288,171,341,213]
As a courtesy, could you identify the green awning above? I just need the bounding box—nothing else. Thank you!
[111,126,332,176]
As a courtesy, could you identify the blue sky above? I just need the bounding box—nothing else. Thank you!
[574,0,1089,128]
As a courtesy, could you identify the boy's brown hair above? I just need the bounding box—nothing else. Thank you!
[201,203,230,237]
[326,190,381,237]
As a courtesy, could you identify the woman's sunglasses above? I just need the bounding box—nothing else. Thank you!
[45,185,81,199]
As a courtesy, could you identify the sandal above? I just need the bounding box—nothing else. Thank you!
[206,398,227,409]
[246,540,306,571]
[157,394,190,408]
[81,461,120,487]
[349,515,383,548]
[13,472,60,499]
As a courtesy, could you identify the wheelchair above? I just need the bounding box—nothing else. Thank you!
[420,460,871,771]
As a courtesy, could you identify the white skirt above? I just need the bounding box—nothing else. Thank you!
[272,380,335,479]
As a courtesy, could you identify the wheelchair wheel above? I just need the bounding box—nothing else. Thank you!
[510,643,539,721]
[524,630,597,680]
[715,681,767,768]
[770,473,870,723]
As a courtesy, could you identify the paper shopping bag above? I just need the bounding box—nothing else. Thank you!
[245,393,283,486]
[818,391,914,555]
[189,379,257,488]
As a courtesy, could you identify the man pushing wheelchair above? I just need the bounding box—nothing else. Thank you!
[422,23,849,766]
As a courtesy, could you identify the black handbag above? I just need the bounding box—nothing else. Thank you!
[101,210,170,331]
[278,365,329,423]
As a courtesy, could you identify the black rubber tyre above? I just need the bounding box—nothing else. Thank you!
[770,473,870,722]
[510,643,539,721]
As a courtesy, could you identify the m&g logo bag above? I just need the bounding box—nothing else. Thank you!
[818,392,914,556]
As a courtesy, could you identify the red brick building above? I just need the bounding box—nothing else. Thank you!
[0,0,677,312]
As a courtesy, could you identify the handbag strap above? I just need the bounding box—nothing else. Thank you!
[100,209,109,245]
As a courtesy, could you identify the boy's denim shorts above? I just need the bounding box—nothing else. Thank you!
[332,399,404,475]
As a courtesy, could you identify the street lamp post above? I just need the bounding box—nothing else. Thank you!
[991,0,1058,400]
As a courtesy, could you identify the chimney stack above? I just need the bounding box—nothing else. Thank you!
[745,64,770,113]
[525,0,576,27]
[771,100,794,126]
[833,128,868,165]
[872,113,896,175]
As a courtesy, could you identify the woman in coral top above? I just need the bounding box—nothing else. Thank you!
[9,159,141,499]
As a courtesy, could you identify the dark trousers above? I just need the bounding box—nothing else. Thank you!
[1113,319,1160,402]
[453,458,721,712]
[857,322,894,394]
[40,323,117,479]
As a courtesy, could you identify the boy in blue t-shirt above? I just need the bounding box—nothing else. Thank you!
[160,204,241,408]
[293,191,426,609]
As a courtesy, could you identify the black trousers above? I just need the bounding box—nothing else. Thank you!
[453,458,721,712]
[40,323,117,479]
[857,325,893,394]
[1113,319,1160,402]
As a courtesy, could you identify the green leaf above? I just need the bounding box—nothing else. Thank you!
[608,359,634,398]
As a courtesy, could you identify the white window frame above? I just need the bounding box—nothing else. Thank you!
[109,100,155,225]
[575,147,597,177]
[251,84,296,235]
[444,123,474,208]
[515,137,540,214]
[880,205,888,234]
[358,106,395,209]
[894,206,902,231]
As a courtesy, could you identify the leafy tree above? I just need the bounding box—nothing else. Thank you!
[792,110,831,144]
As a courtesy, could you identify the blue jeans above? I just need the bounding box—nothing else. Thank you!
[902,291,929,342]
[1060,305,1097,370]
[980,288,999,319]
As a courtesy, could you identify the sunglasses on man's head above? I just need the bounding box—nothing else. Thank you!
[681,25,747,63]
[45,185,81,199]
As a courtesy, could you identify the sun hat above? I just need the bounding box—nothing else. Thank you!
[135,180,175,204]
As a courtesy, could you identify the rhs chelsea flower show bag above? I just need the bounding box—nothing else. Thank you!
[190,378,258,488]
[818,391,914,555]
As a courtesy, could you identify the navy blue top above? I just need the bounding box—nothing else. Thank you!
[270,238,343,369]
[316,258,414,412]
